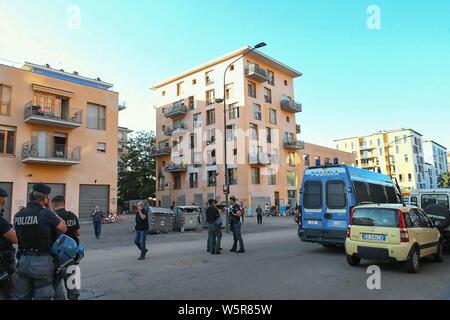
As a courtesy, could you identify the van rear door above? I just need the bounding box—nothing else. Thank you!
[302,180,323,230]
[325,180,349,234]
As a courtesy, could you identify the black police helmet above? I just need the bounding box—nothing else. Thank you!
[33,183,51,195]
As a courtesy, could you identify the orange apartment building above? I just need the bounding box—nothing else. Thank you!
[150,47,306,213]
[0,62,121,222]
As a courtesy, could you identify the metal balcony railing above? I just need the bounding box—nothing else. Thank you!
[164,162,187,172]
[22,142,81,164]
[283,139,305,150]
[245,63,269,82]
[150,146,171,157]
[24,102,82,128]
[280,99,302,113]
[249,152,273,165]
[164,102,188,118]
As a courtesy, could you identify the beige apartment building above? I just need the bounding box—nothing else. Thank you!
[335,128,426,193]
[118,126,133,156]
[0,62,120,222]
[150,47,305,212]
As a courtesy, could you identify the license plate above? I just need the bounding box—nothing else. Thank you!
[361,233,386,241]
[308,220,319,225]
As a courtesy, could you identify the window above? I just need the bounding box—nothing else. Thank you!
[248,81,256,98]
[249,123,258,141]
[368,183,387,203]
[251,167,260,184]
[226,124,236,141]
[303,154,310,166]
[0,126,15,155]
[207,149,216,165]
[0,85,12,116]
[193,113,202,128]
[206,128,216,145]
[188,96,195,110]
[253,103,262,121]
[314,156,321,166]
[324,158,331,165]
[227,168,238,185]
[395,145,400,154]
[206,89,215,105]
[161,91,166,96]
[268,168,276,185]
[192,79,197,85]
[287,172,297,187]
[284,80,288,86]
[354,181,371,204]
[399,174,403,182]
[97,142,106,153]
[326,181,346,209]
[207,170,217,187]
[173,174,181,190]
[267,127,273,144]
[176,82,184,96]
[206,109,215,125]
[286,116,290,123]
[353,208,398,227]
[269,108,277,124]
[408,173,412,182]
[267,70,275,86]
[87,103,106,130]
[304,181,322,209]
[264,87,272,103]
[229,104,239,120]
[205,71,214,86]
[225,84,233,100]
[189,173,198,188]
[404,154,409,162]
[288,152,296,166]
[230,65,234,71]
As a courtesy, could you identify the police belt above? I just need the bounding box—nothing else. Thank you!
[19,249,52,256]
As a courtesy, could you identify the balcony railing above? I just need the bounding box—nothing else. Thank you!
[22,142,81,165]
[283,139,305,150]
[164,162,187,172]
[24,102,82,129]
[248,152,274,166]
[280,99,302,113]
[164,123,187,136]
[164,102,188,119]
[150,146,171,157]
[245,64,269,82]
[296,124,302,134]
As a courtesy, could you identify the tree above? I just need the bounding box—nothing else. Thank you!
[438,172,450,188]
[118,131,156,204]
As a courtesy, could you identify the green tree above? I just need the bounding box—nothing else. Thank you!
[118,130,156,204]
[438,172,450,188]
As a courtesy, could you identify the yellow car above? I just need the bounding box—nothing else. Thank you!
[345,203,443,273]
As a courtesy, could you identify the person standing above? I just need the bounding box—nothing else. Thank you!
[170,202,176,211]
[91,206,104,239]
[0,188,18,300]
[256,205,263,225]
[229,196,245,253]
[134,202,149,260]
[12,183,67,300]
[51,195,81,300]
[206,199,220,255]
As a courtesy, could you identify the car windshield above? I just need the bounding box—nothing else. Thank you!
[352,208,399,227]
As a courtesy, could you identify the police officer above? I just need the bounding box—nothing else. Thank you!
[12,183,67,300]
[229,196,245,253]
[0,188,18,300]
[51,195,80,300]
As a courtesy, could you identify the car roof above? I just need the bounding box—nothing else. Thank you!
[355,203,419,211]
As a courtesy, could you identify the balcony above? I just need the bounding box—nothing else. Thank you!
[164,162,187,172]
[24,102,82,129]
[163,123,187,136]
[360,153,376,160]
[360,145,376,151]
[248,152,273,166]
[164,102,187,119]
[280,99,302,113]
[245,64,268,82]
[22,142,81,165]
[296,124,302,134]
[283,139,305,150]
[150,146,171,157]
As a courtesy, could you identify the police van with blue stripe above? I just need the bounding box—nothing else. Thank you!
[299,164,402,246]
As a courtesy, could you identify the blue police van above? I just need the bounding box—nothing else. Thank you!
[299,164,401,246]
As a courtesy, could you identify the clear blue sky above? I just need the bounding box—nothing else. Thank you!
[1,0,449,148]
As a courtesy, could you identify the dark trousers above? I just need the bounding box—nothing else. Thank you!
[230,221,244,251]
[134,231,147,257]
[257,214,263,224]
[207,224,220,253]
[93,222,102,238]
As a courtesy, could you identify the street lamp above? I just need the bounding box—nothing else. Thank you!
[215,42,267,233]
[386,135,415,179]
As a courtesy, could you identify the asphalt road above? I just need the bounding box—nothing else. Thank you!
[78,215,450,300]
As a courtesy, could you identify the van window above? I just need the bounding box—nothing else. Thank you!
[368,183,387,203]
[385,186,398,203]
[353,181,371,204]
[421,194,449,209]
[326,181,346,209]
[304,181,322,209]
[352,208,398,227]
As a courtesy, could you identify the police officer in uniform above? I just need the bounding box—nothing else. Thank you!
[229,196,245,253]
[12,183,67,300]
[0,188,18,300]
[51,195,81,300]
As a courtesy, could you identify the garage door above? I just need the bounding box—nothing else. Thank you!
[0,182,13,223]
[161,195,170,208]
[79,185,109,221]
[27,183,65,204]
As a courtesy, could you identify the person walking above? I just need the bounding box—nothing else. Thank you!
[0,188,18,300]
[91,206,104,239]
[229,196,245,253]
[256,205,263,225]
[134,202,149,260]
[12,183,67,300]
[206,199,221,255]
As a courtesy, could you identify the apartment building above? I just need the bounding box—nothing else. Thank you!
[423,140,448,188]
[335,128,426,192]
[0,62,120,222]
[150,47,304,212]
[118,126,133,156]
[448,153,450,172]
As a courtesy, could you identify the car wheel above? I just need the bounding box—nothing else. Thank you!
[346,254,361,266]
[405,247,420,273]
[434,242,443,263]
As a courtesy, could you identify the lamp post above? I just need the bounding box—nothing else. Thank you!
[215,42,267,233]
[386,135,415,179]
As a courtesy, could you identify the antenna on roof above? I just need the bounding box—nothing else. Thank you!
[45,64,51,68]
[73,71,79,75]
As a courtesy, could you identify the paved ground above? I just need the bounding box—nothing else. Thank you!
[78,215,450,300]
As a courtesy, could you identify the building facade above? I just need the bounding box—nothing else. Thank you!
[0,62,120,222]
[335,129,426,192]
[150,47,304,213]
[423,140,448,188]
[118,126,133,156]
